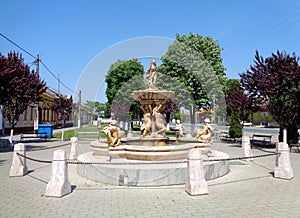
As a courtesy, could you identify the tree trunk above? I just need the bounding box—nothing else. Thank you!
[189,105,196,134]
[9,129,14,145]
[283,128,287,144]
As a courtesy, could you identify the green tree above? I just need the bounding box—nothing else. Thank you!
[223,78,240,95]
[155,72,193,123]
[158,33,226,129]
[82,101,107,118]
[105,59,145,121]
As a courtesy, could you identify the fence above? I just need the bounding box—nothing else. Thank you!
[9,137,294,197]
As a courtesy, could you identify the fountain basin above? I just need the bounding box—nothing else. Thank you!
[91,139,211,161]
[77,150,229,186]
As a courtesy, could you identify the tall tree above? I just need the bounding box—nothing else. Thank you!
[0,52,46,129]
[50,94,73,127]
[105,59,145,121]
[226,84,259,123]
[240,50,300,143]
[226,84,259,137]
[158,33,226,129]
[155,72,192,123]
[82,100,107,118]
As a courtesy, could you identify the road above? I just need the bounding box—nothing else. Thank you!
[179,123,280,142]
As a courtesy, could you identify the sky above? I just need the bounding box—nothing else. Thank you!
[1,0,300,103]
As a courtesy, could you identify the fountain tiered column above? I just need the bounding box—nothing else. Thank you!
[132,89,173,146]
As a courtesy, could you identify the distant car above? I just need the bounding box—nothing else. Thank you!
[241,121,252,127]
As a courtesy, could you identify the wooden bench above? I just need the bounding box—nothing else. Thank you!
[76,132,100,139]
[220,131,237,142]
[250,134,273,147]
[289,137,300,152]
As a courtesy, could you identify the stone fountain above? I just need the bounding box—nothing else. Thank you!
[77,59,229,186]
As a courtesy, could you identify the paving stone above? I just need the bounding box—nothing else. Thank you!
[1,139,300,217]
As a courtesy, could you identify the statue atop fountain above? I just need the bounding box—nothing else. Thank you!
[145,59,158,90]
[132,59,174,146]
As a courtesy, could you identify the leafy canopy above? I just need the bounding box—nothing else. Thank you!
[105,59,145,120]
[240,50,300,129]
[158,33,226,123]
[0,52,46,128]
[82,101,107,118]
[50,94,73,126]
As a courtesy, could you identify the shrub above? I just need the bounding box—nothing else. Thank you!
[229,111,242,138]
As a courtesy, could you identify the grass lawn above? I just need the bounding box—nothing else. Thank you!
[53,125,107,139]
[53,124,174,139]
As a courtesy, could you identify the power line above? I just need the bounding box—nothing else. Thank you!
[39,60,76,94]
[222,7,300,57]
[0,32,76,94]
[0,33,36,59]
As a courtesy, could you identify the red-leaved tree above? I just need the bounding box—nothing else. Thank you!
[226,84,260,123]
[0,52,46,129]
[240,50,300,143]
[50,94,73,127]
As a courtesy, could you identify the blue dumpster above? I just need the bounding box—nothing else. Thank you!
[38,124,53,138]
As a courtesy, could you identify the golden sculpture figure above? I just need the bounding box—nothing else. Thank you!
[153,104,166,136]
[140,113,151,137]
[196,118,213,143]
[101,121,122,147]
[146,59,157,89]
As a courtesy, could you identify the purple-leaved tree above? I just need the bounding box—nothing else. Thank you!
[50,94,73,127]
[240,50,300,143]
[0,52,46,136]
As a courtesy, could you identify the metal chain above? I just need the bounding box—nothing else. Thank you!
[251,145,278,154]
[17,152,278,165]
[25,142,70,152]
[17,152,52,164]
[203,152,278,162]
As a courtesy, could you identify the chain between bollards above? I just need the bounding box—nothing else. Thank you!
[25,143,70,152]
[17,152,279,165]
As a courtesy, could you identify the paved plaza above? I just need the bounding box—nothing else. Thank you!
[0,136,300,218]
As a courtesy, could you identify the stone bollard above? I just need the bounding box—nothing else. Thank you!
[242,136,253,161]
[9,143,28,177]
[61,129,64,141]
[45,149,71,197]
[69,137,78,160]
[274,142,294,180]
[185,148,208,196]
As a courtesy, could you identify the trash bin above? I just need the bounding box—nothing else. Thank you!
[38,124,53,138]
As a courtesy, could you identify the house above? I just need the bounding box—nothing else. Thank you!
[1,88,74,134]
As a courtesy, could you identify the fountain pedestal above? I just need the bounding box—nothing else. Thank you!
[141,137,166,146]
[132,89,174,146]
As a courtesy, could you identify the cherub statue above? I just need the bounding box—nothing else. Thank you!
[140,113,151,137]
[175,120,183,139]
[146,59,157,89]
[153,104,166,136]
[101,120,122,147]
[196,118,213,143]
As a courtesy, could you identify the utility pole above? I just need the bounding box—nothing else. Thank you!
[78,90,81,128]
[36,54,39,75]
[34,54,40,132]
